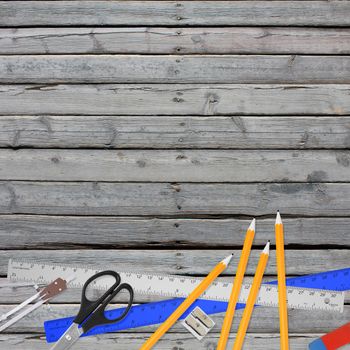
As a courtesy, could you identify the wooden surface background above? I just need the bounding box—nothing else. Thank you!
[0,1,349,349]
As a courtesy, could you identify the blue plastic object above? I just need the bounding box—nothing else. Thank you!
[309,338,328,350]
[44,267,350,343]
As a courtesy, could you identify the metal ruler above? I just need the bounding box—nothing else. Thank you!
[42,266,349,343]
[7,259,345,312]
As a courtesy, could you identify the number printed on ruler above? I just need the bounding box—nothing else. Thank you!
[8,259,344,312]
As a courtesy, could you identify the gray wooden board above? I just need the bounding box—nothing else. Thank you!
[0,149,350,182]
[0,149,350,183]
[0,1,349,348]
[0,216,349,249]
[2,334,350,350]
[0,84,349,116]
[1,116,350,149]
[1,27,350,55]
[0,182,350,216]
[1,55,350,84]
[0,304,349,334]
[0,249,349,276]
[1,1,350,27]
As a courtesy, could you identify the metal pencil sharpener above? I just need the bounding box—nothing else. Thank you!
[181,306,215,341]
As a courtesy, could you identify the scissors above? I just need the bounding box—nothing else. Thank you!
[50,270,134,350]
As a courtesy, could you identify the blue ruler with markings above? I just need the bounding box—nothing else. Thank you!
[44,267,349,343]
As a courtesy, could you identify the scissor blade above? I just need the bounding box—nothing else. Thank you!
[49,323,82,350]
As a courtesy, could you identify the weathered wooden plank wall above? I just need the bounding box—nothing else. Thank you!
[0,1,349,349]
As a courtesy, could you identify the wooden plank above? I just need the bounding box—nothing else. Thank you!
[0,182,350,216]
[0,249,349,276]
[0,304,348,334]
[1,216,349,249]
[1,116,350,149]
[0,149,349,182]
[0,84,349,116]
[3,334,349,350]
[1,1,350,27]
[1,55,350,84]
[2,27,350,55]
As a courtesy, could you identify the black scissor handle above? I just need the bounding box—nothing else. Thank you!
[74,270,121,325]
[82,282,134,333]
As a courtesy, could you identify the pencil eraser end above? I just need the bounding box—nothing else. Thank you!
[309,338,327,350]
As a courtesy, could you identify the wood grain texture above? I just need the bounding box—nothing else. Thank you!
[1,216,349,249]
[0,182,349,216]
[1,55,350,84]
[0,149,349,182]
[1,84,349,116]
[0,303,348,333]
[1,116,350,149]
[2,27,350,54]
[3,333,350,350]
[0,0,349,346]
[1,249,349,276]
[1,1,350,27]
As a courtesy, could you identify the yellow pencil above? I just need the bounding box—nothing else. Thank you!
[139,254,234,350]
[216,218,255,350]
[232,241,270,350]
[275,211,289,350]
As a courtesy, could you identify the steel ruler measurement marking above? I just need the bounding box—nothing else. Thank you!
[8,259,345,312]
[43,266,349,343]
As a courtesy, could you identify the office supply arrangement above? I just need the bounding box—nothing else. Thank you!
[40,269,348,342]
[233,241,270,349]
[0,276,72,332]
[50,270,133,350]
[275,211,290,350]
[4,213,350,349]
[8,259,344,311]
[309,322,350,350]
[43,261,348,343]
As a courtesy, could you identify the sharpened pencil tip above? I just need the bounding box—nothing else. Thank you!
[248,218,255,232]
[221,254,234,266]
[275,210,282,224]
[262,241,270,255]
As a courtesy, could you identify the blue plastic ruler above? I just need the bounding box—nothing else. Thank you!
[41,267,349,343]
